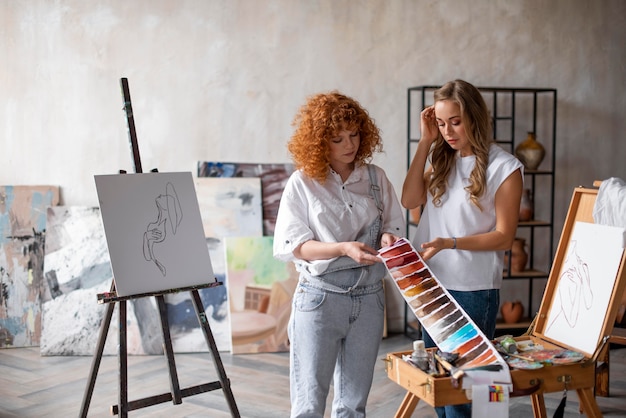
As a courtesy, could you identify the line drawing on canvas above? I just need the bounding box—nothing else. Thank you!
[143,182,183,276]
[545,239,593,332]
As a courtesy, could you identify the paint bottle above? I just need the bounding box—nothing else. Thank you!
[411,340,429,371]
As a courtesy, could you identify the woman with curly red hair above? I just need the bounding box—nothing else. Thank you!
[274,91,405,418]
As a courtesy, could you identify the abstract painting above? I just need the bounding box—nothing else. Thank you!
[224,236,297,354]
[40,203,237,356]
[0,185,59,348]
[41,206,162,356]
[379,238,509,377]
[194,177,263,238]
[543,221,625,354]
[197,161,294,236]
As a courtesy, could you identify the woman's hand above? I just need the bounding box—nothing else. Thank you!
[343,241,381,265]
[380,232,401,249]
[401,106,438,209]
[419,237,452,261]
[420,105,439,147]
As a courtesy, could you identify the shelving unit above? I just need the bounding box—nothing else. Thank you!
[404,85,557,338]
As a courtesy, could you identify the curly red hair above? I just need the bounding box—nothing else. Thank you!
[288,91,383,183]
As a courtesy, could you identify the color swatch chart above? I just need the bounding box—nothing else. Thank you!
[379,238,505,370]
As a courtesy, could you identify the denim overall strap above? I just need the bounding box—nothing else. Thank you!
[300,165,385,294]
[367,163,383,216]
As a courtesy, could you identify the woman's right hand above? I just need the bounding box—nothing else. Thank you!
[402,106,437,209]
[420,105,439,147]
[343,241,381,265]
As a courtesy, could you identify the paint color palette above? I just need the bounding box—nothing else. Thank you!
[379,238,507,371]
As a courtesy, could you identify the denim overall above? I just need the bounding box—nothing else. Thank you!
[288,166,386,418]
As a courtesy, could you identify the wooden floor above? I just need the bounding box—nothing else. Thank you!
[1,333,626,417]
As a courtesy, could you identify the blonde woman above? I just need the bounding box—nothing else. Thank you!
[402,79,523,418]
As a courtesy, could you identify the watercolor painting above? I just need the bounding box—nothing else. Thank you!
[543,221,625,354]
[164,177,263,353]
[94,172,216,297]
[224,236,297,354]
[379,238,509,376]
[194,177,263,238]
[197,161,294,236]
[0,185,59,348]
[41,206,164,356]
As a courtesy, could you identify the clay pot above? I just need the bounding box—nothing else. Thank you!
[509,238,528,273]
[501,301,524,324]
[515,132,545,171]
[519,188,533,222]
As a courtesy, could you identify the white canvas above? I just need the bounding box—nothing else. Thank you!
[95,172,216,297]
[543,221,626,354]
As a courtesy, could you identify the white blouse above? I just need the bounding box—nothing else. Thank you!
[273,164,405,276]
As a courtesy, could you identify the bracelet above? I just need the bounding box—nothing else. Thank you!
[451,237,457,249]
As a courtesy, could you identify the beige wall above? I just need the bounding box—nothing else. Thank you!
[2,0,625,330]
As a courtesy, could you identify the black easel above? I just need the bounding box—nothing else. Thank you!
[79,78,240,417]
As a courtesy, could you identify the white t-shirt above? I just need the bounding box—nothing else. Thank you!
[412,143,524,291]
[273,164,405,276]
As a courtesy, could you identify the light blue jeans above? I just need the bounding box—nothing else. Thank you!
[422,288,500,418]
[288,264,386,418]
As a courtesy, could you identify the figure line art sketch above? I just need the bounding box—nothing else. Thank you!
[545,239,593,333]
[143,182,183,276]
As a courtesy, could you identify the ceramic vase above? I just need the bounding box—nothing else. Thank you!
[515,132,545,170]
[519,188,534,221]
[501,300,524,324]
[510,238,528,273]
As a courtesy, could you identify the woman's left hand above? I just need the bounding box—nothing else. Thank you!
[419,237,449,260]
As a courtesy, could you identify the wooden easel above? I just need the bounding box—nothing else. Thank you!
[79,78,240,417]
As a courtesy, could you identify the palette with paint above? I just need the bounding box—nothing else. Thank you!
[383,186,626,417]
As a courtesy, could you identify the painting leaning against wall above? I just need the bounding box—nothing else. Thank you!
[197,161,294,236]
[225,236,297,355]
[40,206,162,356]
[0,185,59,348]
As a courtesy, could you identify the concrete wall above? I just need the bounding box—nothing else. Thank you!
[3,0,625,330]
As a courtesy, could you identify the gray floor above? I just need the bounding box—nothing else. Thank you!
[0,333,625,417]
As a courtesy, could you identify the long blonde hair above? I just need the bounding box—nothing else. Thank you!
[428,80,492,209]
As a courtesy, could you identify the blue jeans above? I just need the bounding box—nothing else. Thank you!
[288,265,386,418]
[422,289,499,418]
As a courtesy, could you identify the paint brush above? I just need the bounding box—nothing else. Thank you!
[433,352,465,380]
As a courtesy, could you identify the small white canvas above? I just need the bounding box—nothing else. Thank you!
[543,221,625,354]
[95,172,216,297]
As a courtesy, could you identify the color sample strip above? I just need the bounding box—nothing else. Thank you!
[379,238,506,371]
